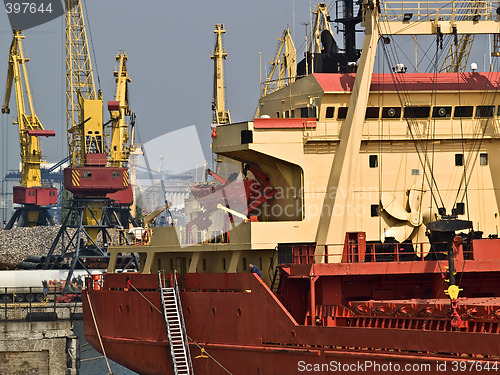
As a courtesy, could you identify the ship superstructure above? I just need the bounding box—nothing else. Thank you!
[83,1,500,374]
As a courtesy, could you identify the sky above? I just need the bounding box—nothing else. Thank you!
[0,0,316,177]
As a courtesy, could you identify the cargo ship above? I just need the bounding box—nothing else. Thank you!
[83,1,500,374]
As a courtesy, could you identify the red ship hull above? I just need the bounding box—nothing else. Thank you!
[83,257,500,375]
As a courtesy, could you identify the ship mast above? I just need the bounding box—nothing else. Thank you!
[211,24,231,125]
[314,0,379,259]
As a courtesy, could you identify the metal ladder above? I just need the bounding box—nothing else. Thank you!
[159,272,194,375]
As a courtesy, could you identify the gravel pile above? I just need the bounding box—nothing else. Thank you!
[0,226,72,269]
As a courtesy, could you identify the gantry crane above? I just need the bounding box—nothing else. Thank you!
[44,0,137,278]
[2,30,57,229]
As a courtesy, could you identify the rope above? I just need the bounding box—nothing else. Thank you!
[85,292,113,375]
[80,355,105,362]
[129,282,233,375]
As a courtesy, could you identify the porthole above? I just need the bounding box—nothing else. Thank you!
[119,304,123,312]
[291,330,296,338]
[149,306,153,314]
[237,308,242,317]
[126,305,130,313]
[212,307,216,316]
[388,108,396,117]
[186,306,191,316]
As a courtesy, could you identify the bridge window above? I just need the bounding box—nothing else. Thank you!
[432,106,452,118]
[404,106,430,119]
[476,105,495,118]
[337,107,348,119]
[454,106,473,118]
[455,154,464,166]
[369,155,378,168]
[325,107,335,118]
[371,204,379,217]
[381,107,401,118]
[365,107,380,119]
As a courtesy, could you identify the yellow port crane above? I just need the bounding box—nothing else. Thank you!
[45,0,137,276]
[2,30,57,229]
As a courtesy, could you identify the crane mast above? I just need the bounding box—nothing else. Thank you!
[2,30,56,229]
[65,0,103,166]
[211,24,231,125]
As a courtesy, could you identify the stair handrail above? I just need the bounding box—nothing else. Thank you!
[172,270,194,374]
[158,270,194,375]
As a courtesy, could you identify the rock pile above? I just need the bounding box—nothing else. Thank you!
[0,226,70,269]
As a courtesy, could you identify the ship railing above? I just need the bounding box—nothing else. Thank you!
[186,229,229,245]
[0,286,82,321]
[260,76,300,97]
[378,1,495,23]
[283,241,473,265]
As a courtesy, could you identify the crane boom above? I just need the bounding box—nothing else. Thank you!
[1,30,57,228]
[108,51,133,168]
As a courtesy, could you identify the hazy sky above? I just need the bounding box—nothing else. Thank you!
[0,0,316,177]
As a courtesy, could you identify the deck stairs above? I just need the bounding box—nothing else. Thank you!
[269,251,282,293]
[158,272,194,375]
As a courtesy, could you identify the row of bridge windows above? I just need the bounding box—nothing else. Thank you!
[325,105,498,120]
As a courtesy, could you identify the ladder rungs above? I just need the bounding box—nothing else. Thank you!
[159,278,192,373]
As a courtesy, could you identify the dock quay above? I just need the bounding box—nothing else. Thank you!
[0,289,82,375]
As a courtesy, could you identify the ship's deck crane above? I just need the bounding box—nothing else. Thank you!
[44,0,137,278]
[440,0,483,72]
[2,30,57,229]
[211,24,231,125]
[261,26,297,97]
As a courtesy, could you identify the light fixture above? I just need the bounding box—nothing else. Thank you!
[403,13,413,22]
